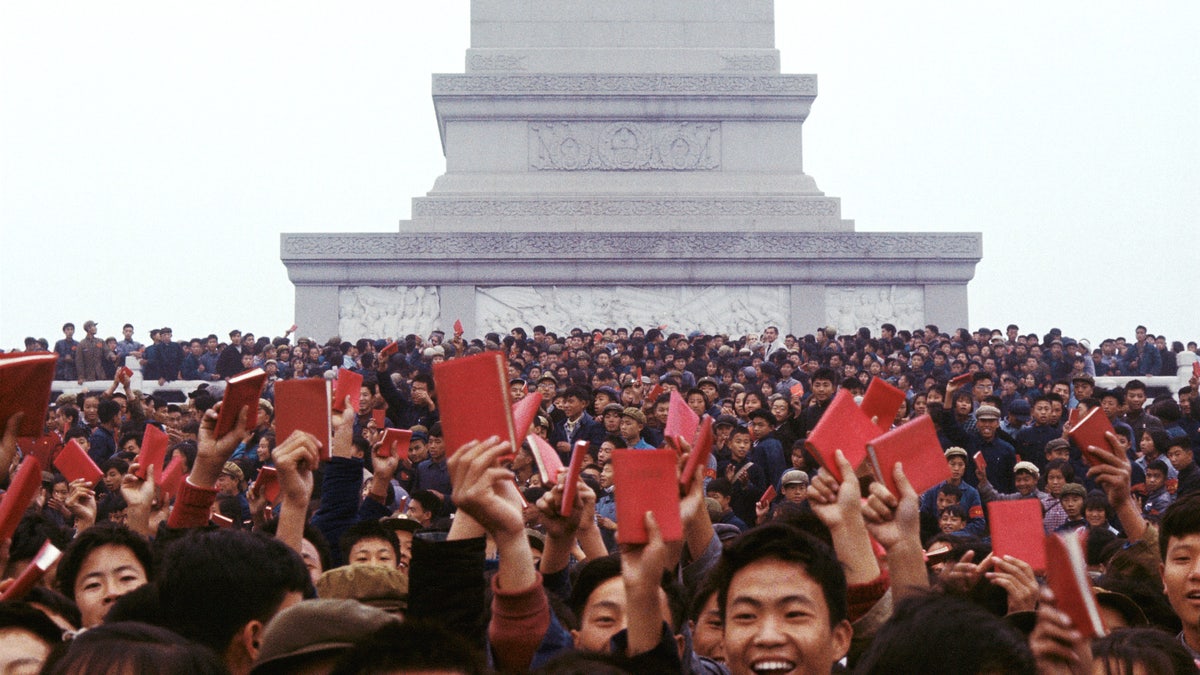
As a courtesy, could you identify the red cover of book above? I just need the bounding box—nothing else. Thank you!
[974,451,987,473]
[860,378,906,432]
[210,513,234,528]
[275,378,333,461]
[379,341,399,359]
[1194,361,1200,378]
[453,319,464,335]
[331,369,363,414]
[512,392,543,441]
[1068,407,1116,465]
[432,352,517,459]
[528,434,565,485]
[759,485,777,506]
[612,449,682,544]
[54,439,103,485]
[866,415,949,496]
[804,390,877,483]
[680,415,715,492]
[644,383,664,406]
[253,466,281,504]
[0,457,43,542]
[117,366,134,382]
[0,539,61,602]
[949,372,973,388]
[1045,530,1107,638]
[988,499,1048,572]
[789,382,805,399]
[136,424,169,482]
[664,390,700,446]
[1066,407,1083,431]
[560,441,589,518]
[160,456,187,498]
[0,352,57,437]
[214,368,267,438]
[25,436,56,469]
[371,409,387,429]
[379,428,412,461]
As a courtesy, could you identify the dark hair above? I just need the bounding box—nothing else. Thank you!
[811,367,837,385]
[1091,627,1198,675]
[156,529,310,654]
[259,518,332,574]
[329,620,486,675]
[43,621,228,675]
[1160,494,1200,561]
[854,593,1034,674]
[340,521,400,565]
[711,522,847,625]
[706,477,733,498]
[1045,458,1075,484]
[98,399,122,425]
[563,554,685,634]
[0,601,65,645]
[56,524,154,601]
[25,585,83,630]
[746,408,777,426]
[1147,459,1170,476]
[410,490,442,515]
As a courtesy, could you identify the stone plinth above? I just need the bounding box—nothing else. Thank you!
[281,0,981,340]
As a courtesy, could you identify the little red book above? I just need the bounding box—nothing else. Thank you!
[789,382,805,399]
[0,539,61,602]
[528,434,565,485]
[54,439,103,485]
[664,390,700,446]
[253,466,281,504]
[1066,407,1084,431]
[988,499,1048,572]
[331,368,364,414]
[371,409,387,429]
[275,378,333,461]
[25,435,56,469]
[612,449,682,544]
[1068,407,1116,465]
[0,352,57,437]
[860,378,905,432]
[211,513,235,528]
[559,440,589,518]
[805,389,878,483]
[949,372,973,388]
[866,415,949,496]
[379,428,412,461]
[453,319,464,335]
[214,368,267,438]
[117,366,134,382]
[644,383,664,406]
[512,392,544,441]
[680,415,715,492]
[379,342,400,359]
[1045,530,1107,638]
[160,455,188,498]
[136,424,169,482]
[0,457,43,542]
[759,485,777,506]
[432,352,517,459]
[973,451,987,473]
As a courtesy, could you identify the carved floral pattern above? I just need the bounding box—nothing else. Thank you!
[432,74,816,95]
[411,197,839,218]
[529,122,720,171]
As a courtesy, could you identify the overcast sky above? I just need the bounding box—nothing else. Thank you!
[2,2,1197,350]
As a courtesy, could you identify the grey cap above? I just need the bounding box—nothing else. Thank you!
[781,469,810,487]
[251,599,399,674]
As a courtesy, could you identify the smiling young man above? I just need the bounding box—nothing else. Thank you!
[1158,494,1200,660]
[711,522,852,675]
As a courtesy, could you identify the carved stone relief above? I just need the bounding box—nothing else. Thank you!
[432,74,817,95]
[824,285,925,335]
[338,286,441,340]
[476,285,787,336]
[529,122,720,171]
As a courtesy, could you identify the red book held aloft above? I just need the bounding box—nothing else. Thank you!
[664,390,700,446]
[379,428,412,461]
[860,378,906,432]
[0,457,43,542]
[0,539,61,602]
[805,389,877,483]
[612,449,683,544]
[759,485,777,506]
[0,352,57,437]
[680,415,715,492]
[1045,530,1107,638]
[275,378,333,461]
[988,499,1048,572]
[1068,407,1116,466]
[371,409,387,429]
[253,466,281,504]
[136,424,169,482]
[453,318,464,335]
[54,439,102,485]
[512,392,543,441]
[528,434,565,485]
[866,415,949,497]
[379,341,400,359]
[214,368,267,438]
[559,441,589,519]
[159,455,188,498]
[432,352,517,459]
[331,368,363,414]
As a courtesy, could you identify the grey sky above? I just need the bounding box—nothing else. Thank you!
[2,2,1197,348]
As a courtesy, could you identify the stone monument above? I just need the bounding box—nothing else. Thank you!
[282,0,981,339]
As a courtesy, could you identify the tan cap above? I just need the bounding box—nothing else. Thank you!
[316,564,409,613]
[251,599,399,674]
[944,447,968,461]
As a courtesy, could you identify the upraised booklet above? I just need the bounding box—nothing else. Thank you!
[0,457,43,542]
[432,352,517,459]
[680,415,715,492]
[805,389,877,482]
[331,368,363,414]
[214,368,267,438]
[160,455,188,498]
[1067,407,1116,466]
[559,441,590,518]
[253,466,281,504]
[0,352,57,437]
[860,378,906,432]
[512,392,543,441]
[378,428,412,461]
[1045,530,1107,638]
[54,439,103,485]
[664,390,700,446]
[987,499,1048,572]
[528,434,565,485]
[865,415,949,496]
[612,449,683,544]
[275,378,333,461]
[0,539,61,602]
[136,424,169,482]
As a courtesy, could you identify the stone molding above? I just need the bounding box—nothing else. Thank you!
[720,53,778,71]
[529,122,720,171]
[432,73,817,95]
[467,53,528,71]
[410,197,840,218]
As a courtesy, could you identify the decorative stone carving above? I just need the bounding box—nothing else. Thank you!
[338,286,441,340]
[720,54,778,71]
[825,285,925,335]
[476,285,788,336]
[412,197,839,218]
[530,122,719,171]
[282,233,981,260]
[432,74,817,95]
[467,53,528,71]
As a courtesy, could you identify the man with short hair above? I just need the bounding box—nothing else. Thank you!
[1121,380,1164,439]
[76,320,106,383]
[919,447,985,536]
[1168,439,1200,498]
[617,408,654,449]
[746,409,787,488]
[1015,395,1060,470]
[1123,325,1161,376]
[1143,459,1174,521]
[550,386,604,458]
[1158,495,1200,660]
[792,367,837,441]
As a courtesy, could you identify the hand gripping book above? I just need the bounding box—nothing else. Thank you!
[214,368,267,438]
[612,449,683,544]
[866,415,949,497]
[275,378,333,461]
[432,352,517,460]
[804,389,877,483]
[0,352,57,436]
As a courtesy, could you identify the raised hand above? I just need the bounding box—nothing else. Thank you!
[448,436,522,538]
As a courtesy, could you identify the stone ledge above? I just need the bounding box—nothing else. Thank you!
[432,73,817,96]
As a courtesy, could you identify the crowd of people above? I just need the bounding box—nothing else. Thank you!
[2,318,1200,674]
